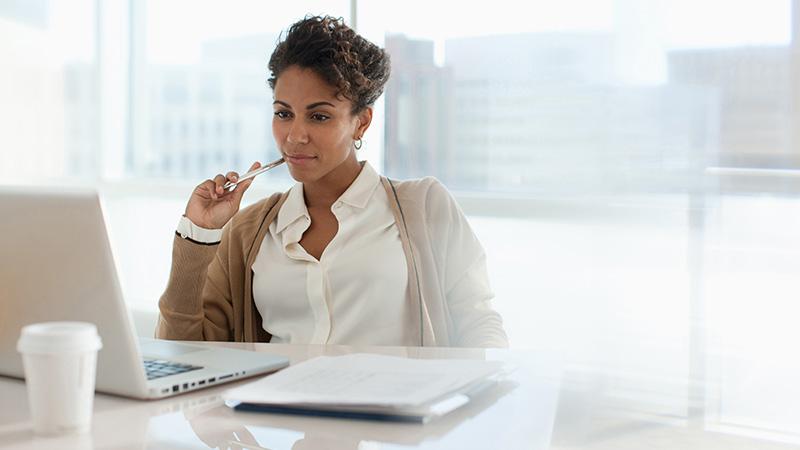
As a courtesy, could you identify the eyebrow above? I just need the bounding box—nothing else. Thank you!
[273,100,336,110]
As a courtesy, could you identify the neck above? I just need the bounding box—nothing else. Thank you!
[303,158,363,208]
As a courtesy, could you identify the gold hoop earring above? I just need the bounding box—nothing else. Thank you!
[354,138,363,150]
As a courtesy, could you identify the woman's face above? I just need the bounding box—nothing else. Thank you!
[272,65,370,185]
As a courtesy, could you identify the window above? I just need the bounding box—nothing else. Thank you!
[361,0,797,194]
[129,0,349,182]
[0,0,98,181]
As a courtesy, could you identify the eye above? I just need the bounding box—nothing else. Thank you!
[274,110,292,120]
[310,112,330,123]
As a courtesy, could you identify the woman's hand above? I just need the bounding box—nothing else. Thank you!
[184,162,261,229]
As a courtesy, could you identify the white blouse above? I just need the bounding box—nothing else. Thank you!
[250,162,412,345]
[175,161,508,347]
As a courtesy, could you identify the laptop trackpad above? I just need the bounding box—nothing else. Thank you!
[139,340,205,359]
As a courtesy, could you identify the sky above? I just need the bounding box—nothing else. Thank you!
[9,0,794,67]
[144,0,792,64]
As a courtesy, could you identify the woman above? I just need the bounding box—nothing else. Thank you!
[156,15,508,348]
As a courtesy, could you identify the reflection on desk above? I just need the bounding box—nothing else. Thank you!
[1,343,799,449]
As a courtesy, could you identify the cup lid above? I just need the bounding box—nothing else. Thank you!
[17,322,103,354]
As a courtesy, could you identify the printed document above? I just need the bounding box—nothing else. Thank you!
[224,353,504,408]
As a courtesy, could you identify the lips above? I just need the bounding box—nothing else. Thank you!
[283,153,317,166]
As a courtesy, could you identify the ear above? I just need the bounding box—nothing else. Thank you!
[354,107,373,139]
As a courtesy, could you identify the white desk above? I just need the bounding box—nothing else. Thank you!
[0,343,798,450]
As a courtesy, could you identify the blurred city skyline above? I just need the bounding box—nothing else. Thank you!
[2,0,799,196]
[111,25,799,195]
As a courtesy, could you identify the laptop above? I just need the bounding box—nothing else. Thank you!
[0,187,289,399]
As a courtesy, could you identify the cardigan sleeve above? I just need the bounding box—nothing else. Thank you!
[155,227,236,341]
[425,179,509,348]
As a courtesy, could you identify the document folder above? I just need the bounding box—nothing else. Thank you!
[223,353,507,423]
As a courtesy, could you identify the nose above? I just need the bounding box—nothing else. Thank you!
[286,121,309,145]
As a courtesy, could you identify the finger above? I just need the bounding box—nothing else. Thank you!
[231,161,261,191]
[230,161,262,198]
[235,161,261,185]
[212,174,226,196]
[222,171,240,194]
[197,179,217,199]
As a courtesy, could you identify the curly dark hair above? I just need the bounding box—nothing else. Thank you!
[268,15,391,114]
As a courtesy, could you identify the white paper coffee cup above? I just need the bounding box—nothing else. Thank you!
[17,322,103,435]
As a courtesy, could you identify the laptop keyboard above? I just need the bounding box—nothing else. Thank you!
[144,359,203,380]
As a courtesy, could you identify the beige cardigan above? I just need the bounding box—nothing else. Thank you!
[156,176,508,348]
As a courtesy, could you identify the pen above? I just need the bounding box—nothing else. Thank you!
[223,157,285,191]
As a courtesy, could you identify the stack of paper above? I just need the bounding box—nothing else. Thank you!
[223,353,506,423]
